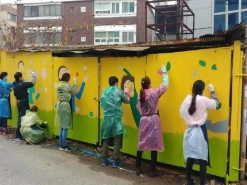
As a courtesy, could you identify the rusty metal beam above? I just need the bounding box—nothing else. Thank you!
[183,0,195,16]
[145,0,195,41]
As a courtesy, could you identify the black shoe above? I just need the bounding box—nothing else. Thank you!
[187,180,195,185]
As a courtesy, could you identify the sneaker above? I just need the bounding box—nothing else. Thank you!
[14,138,25,142]
[101,159,110,166]
[59,146,66,151]
[112,161,121,168]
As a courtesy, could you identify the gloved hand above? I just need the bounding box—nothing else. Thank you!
[124,88,130,97]
[41,121,48,128]
[207,84,214,92]
[73,77,77,85]
[31,71,36,77]
[161,65,167,73]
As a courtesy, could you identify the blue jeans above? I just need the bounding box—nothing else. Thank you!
[0,117,7,130]
[59,128,68,147]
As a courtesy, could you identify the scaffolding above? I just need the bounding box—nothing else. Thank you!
[145,0,195,42]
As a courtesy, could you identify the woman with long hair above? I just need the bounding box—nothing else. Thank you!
[135,65,169,177]
[180,80,220,185]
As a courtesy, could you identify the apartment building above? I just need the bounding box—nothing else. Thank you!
[183,0,247,38]
[16,0,153,46]
[0,3,17,47]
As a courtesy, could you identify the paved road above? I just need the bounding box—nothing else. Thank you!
[0,135,134,185]
[2,135,237,185]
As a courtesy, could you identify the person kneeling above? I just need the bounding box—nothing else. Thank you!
[20,105,47,144]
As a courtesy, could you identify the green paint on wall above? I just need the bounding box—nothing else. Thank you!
[121,125,228,178]
[8,106,54,138]
[212,64,217,70]
[54,114,98,145]
[199,60,206,67]
[166,61,171,71]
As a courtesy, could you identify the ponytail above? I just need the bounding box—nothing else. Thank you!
[139,88,145,104]
[188,95,197,115]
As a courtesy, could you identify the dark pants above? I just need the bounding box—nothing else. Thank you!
[102,134,122,161]
[15,108,27,139]
[0,117,7,130]
[136,151,157,172]
[186,157,207,185]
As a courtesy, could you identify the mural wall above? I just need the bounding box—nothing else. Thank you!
[1,51,54,136]
[53,57,99,144]
[145,48,231,178]
[0,42,242,181]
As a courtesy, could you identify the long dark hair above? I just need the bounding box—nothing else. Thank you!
[139,76,151,104]
[61,73,70,82]
[188,80,205,115]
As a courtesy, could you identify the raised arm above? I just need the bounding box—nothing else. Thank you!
[24,72,37,88]
[205,84,220,109]
[154,65,169,97]
[121,89,130,104]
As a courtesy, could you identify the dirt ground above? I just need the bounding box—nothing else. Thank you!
[5,126,247,185]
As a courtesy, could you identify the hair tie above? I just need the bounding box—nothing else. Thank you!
[141,81,145,84]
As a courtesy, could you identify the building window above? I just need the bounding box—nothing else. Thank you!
[7,12,17,22]
[70,36,74,41]
[228,12,238,28]
[122,31,134,42]
[24,32,61,45]
[94,1,136,15]
[95,31,135,44]
[122,2,135,13]
[95,32,107,43]
[70,7,74,12]
[214,14,225,34]
[242,0,247,9]
[228,0,239,11]
[108,31,120,42]
[242,11,247,24]
[24,4,61,17]
[112,2,120,13]
[95,2,111,14]
[214,0,227,13]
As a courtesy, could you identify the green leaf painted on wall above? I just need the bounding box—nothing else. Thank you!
[35,93,40,100]
[166,61,171,71]
[199,60,206,67]
[89,111,94,118]
[212,64,217,70]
